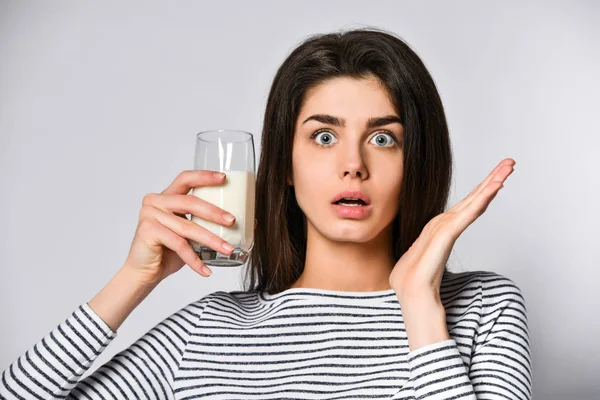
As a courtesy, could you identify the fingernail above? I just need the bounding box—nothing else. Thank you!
[223,213,235,223]
[214,172,225,179]
[202,265,212,276]
[222,242,235,252]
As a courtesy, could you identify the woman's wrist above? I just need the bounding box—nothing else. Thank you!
[394,289,450,352]
[88,266,157,332]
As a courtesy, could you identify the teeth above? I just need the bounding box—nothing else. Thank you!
[338,202,364,207]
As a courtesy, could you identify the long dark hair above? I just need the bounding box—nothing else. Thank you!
[243,27,453,295]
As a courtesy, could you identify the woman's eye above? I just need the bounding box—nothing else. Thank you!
[369,133,396,147]
[312,130,338,146]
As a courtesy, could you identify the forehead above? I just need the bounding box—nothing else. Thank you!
[298,76,396,118]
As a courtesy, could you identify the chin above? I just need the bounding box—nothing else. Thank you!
[327,224,379,243]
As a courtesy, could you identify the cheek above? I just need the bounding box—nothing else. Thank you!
[378,172,403,212]
[294,167,330,204]
[292,147,328,186]
[291,153,331,213]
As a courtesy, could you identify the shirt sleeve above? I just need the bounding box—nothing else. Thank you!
[405,281,532,399]
[0,296,210,399]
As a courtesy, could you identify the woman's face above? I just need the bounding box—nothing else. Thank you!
[291,75,404,243]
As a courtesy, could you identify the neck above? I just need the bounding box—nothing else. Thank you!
[291,221,395,292]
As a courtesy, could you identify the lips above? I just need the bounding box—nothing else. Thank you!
[332,203,372,219]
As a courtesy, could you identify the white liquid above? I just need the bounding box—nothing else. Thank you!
[190,170,255,251]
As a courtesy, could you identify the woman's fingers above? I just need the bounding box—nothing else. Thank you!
[139,218,211,277]
[451,158,515,213]
[161,170,225,196]
[140,205,235,256]
[451,179,504,236]
[143,193,236,227]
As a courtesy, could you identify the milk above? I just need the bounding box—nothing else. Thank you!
[189,170,255,251]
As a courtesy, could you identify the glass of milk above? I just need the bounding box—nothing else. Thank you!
[188,129,256,267]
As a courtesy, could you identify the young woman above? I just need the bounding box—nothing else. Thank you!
[1,27,531,399]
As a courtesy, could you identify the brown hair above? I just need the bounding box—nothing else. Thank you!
[243,27,453,295]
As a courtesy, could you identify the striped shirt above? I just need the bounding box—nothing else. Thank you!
[1,270,532,399]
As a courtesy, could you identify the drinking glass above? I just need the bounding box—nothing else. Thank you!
[189,129,255,267]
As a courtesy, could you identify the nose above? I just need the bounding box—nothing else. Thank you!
[340,141,369,180]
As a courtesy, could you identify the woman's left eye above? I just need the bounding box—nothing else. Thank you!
[369,133,396,147]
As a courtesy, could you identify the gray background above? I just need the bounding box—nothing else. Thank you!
[1,1,598,398]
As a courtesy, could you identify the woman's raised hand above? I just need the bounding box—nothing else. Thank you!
[389,158,516,302]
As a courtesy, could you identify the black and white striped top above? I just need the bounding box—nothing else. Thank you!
[1,270,532,399]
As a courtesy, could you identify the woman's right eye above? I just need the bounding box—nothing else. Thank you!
[310,130,338,147]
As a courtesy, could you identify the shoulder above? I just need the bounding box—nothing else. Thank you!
[441,269,527,313]
[177,289,261,317]
[442,269,524,296]
[157,291,222,330]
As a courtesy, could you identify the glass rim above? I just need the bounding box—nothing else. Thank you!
[196,129,254,143]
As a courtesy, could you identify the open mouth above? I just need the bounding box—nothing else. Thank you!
[333,199,368,207]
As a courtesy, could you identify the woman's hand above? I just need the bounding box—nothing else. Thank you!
[389,158,516,304]
[122,170,237,288]
[88,170,237,332]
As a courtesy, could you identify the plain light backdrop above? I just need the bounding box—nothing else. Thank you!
[1,1,598,398]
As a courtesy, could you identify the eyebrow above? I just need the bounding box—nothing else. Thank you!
[301,114,402,128]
